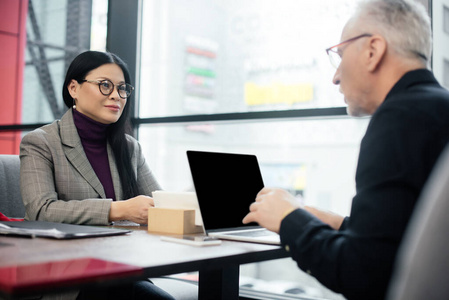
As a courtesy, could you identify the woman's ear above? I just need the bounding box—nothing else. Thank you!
[366,35,387,72]
[67,79,79,100]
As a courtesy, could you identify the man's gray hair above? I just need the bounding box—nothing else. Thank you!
[355,0,432,68]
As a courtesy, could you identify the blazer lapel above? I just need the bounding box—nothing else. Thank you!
[59,109,106,198]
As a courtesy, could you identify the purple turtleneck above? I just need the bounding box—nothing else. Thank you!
[73,109,116,201]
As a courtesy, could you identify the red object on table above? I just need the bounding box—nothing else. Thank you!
[0,212,23,222]
[0,258,143,294]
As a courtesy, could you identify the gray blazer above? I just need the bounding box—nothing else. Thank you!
[20,109,161,225]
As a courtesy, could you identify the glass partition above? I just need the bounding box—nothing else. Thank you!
[139,117,369,217]
[22,0,107,126]
[139,0,357,118]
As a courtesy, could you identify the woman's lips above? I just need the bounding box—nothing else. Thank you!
[105,105,120,112]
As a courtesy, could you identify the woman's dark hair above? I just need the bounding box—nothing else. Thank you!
[63,50,139,199]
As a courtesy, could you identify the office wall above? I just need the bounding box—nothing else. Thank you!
[0,0,28,154]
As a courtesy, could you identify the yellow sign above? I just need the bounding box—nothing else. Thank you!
[245,82,314,106]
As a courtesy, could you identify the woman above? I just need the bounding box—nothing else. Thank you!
[20,51,175,300]
[20,50,159,225]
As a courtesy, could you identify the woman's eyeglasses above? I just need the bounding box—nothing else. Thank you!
[81,79,134,99]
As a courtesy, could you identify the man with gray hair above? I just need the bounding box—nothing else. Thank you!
[243,1,449,299]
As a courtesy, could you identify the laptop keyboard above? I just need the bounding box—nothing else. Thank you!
[224,230,277,237]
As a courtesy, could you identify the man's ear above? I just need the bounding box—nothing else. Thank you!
[366,35,387,72]
[67,79,79,99]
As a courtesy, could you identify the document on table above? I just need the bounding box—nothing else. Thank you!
[0,221,131,239]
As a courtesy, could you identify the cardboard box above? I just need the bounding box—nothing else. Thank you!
[148,208,203,234]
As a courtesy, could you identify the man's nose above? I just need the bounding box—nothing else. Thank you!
[332,69,341,85]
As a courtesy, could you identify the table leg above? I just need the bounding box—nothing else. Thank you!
[198,265,239,300]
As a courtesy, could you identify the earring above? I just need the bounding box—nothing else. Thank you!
[73,98,76,109]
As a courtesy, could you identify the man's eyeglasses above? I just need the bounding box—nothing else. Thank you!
[326,33,428,69]
[81,79,134,99]
[325,33,373,69]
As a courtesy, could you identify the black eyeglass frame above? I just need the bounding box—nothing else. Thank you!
[80,79,135,99]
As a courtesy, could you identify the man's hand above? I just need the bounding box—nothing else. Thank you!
[242,187,302,233]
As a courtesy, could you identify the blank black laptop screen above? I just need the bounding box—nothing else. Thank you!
[187,150,264,231]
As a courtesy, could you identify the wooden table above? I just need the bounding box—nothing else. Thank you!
[0,226,288,299]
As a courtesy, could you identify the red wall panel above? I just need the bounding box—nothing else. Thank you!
[0,34,19,125]
[0,0,28,154]
[0,0,20,33]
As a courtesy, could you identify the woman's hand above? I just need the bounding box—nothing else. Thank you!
[109,195,154,224]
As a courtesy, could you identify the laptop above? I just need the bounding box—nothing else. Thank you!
[187,150,280,245]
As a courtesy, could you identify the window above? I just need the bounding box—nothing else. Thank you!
[138,0,360,213]
[137,1,361,298]
[139,0,355,118]
[0,0,108,154]
[444,59,449,87]
[139,118,369,216]
[444,5,449,34]
[23,0,94,125]
[432,0,449,89]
